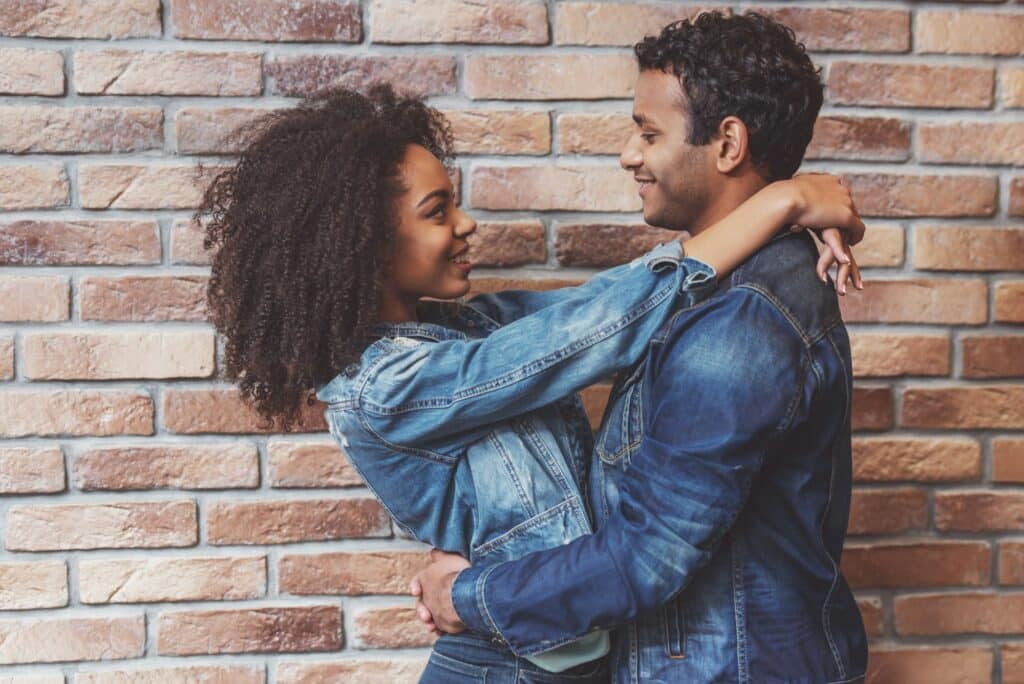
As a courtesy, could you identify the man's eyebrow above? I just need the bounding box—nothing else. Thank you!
[416,188,450,208]
[632,112,650,126]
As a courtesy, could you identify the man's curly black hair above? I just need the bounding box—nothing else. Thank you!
[635,10,823,181]
[197,84,453,431]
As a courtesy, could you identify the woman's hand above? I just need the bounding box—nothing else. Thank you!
[779,173,865,295]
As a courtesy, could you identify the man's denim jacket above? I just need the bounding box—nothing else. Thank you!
[451,231,869,684]
[314,242,714,665]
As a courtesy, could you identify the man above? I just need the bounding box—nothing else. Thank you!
[416,11,868,682]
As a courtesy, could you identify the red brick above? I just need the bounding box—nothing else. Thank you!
[852,387,893,431]
[555,222,679,267]
[847,488,927,535]
[163,388,327,434]
[465,55,636,100]
[277,660,425,683]
[936,491,1024,532]
[171,0,360,41]
[471,166,638,211]
[75,50,261,96]
[996,281,1024,323]
[918,11,1024,56]
[373,0,547,44]
[0,447,65,494]
[902,386,1024,429]
[267,55,456,98]
[0,390,153,438]
[6,500,196,551]
[175,107,271,155]
[554,3,711,46]
[0,615,144,664]
[0,560,67,610]
[467,277,582,299]
[920,123,1024,165]
[895,593,1024,636]
[994,438,1024,484]
[842,174,996,218]
[558,113,632,155]
[852,437,980,483]
[0,334,10,381]
[1012,178,1024,217]
[850,333,949,378]
[1005,69,1024,108]
[806,116,910,162]
[0,220,160,266]
[842,542,991,589]
[78,666,264,684]
[447,110,551,155]
[915,226,1024,272]
[79,555,266,604]
[839,279,988,325]
[0,48,64,95]
[267,440,362,488]
[467,220,547,267]
[279,550,429,595]
[23,330,214,380]
[80,275,208,322]
[847,224,904,268]
[353,606,435,648]
[962,336,1024,378]
[0,0,161,38]
[1005,644,1024,684]
[1001,541,1024,585]
[73,444,258,491]
[157,605,342,655]
[828,62,994,109]
[760,7,910,53]
[171,218,215,266]
[866,647,994,684]
[206,498,390,544]
[857,597,884,638]
[79,164,222,210]
[0,164,68,209]
[0,106,162,154]
[0,276,69,322]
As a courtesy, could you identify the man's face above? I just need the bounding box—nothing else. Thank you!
[620,69,717,231]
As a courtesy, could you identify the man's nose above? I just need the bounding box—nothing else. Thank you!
[620,133,643,170]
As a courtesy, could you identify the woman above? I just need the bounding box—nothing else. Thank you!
[198,85,863,683]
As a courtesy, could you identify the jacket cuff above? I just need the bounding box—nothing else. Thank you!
[636,239,684,271]
[680,255,717,291]
[451,564,505,642]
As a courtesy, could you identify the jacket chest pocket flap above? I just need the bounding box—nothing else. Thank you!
[595,361,646,466]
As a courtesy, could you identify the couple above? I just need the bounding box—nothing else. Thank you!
[201,11,869,684]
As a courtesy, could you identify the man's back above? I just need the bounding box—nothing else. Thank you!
[592,230,868,682]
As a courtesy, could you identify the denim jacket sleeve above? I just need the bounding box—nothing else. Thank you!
[467,245,703,325]
[450,289,807,655]
[356,242,715,456]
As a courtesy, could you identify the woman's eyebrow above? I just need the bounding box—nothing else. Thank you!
[416,188,450,208]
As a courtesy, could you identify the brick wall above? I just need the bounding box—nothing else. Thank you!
[0,1,1021,682]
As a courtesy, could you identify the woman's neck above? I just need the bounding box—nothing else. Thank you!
[377,290,418,324]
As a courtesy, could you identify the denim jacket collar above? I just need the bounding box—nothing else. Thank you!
[363,300,501,343]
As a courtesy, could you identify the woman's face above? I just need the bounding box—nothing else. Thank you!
[379,144,477,321]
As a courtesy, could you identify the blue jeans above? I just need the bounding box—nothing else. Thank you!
[420,633,609,684]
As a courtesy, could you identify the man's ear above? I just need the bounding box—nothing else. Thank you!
[715,116,750,174]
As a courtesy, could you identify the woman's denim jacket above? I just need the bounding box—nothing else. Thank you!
[313,241,714,664]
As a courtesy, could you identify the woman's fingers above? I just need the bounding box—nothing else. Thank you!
[820,228,850,265]
[816,242,834,283]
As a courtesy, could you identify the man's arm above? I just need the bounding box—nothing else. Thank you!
[421,291,807,655]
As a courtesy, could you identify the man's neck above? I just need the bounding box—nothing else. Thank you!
[687,175,770,237]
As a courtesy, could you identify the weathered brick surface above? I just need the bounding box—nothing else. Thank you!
[267,440,362,488]
[373,0,547,44]
[277,660,425,684]
[914,226,1024,272]
[206,498,390,544]
[0,390,153,438]
[75,51,262,96]
[962,336,1024,379]
[828,62,994,109]
[866,647,994,684]
[840,279,988,325]
[0,0,161,38]
[1006,69,1024,109]
[0,615,144,664]
[73,443,259,490]
[920,123,1024,166]
[23,330,215,380]
[554,3,709,46]
[0,220,160,266]
[0,48,64,95]
[163,388,327,434]
[0,106,162,153]
[471,166,639,211]
[157,605,342,655]
[760,7,910,53]
[171,0,361,41]
[79,165,222,210]
[80,275,209,322]
[78,666,265,684]
[842,174,997,218]
[1001,541,1024,585]
[852,387,894,431]
[917,11,1024,56]
[848,224,904,268]
[852,437,981,483]
[279,550,428,595]
[895,594,1024,636]
[843,542,991,589]
[858,597,884,638]
[6,500,196,551]
[847,488,927,535]
[0,164,69,209]
[807,116,911,161]
[555,222,679,266]
[266,55,457,97]
[0,334,12,381]
[0,447,66,494]
[0,277,69,322]
[996,281,1024,323]
[994,439,1024,484]
[466,220,547,266]
[902,386,1024,429]
[558,113,632,154]
[850,333,949,378]
[936,491,1024,532]
[447,110,551,155]
[79,556,266,603]
[0,560,68,610]
[465,55,637,100]
[353,606,436,648]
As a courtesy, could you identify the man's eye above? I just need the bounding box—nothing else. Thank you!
[641,133,656,143]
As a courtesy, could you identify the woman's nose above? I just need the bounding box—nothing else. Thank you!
[454,210,476,237]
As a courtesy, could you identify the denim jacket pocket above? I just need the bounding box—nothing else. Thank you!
[472,498,589,565]
[595,361,646,466]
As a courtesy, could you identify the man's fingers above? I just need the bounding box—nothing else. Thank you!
[430,548,443,561]
[416,601,433,624]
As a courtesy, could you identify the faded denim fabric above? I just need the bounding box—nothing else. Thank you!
[451,231,869,684]
[314,241,715,674]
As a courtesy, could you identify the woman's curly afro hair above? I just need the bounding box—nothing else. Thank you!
[197,84,453,431]
[635,10,824,181]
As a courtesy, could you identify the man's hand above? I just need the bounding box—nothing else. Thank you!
[411,548,471,635]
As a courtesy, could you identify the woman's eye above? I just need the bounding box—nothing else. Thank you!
[428,205,446,219]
